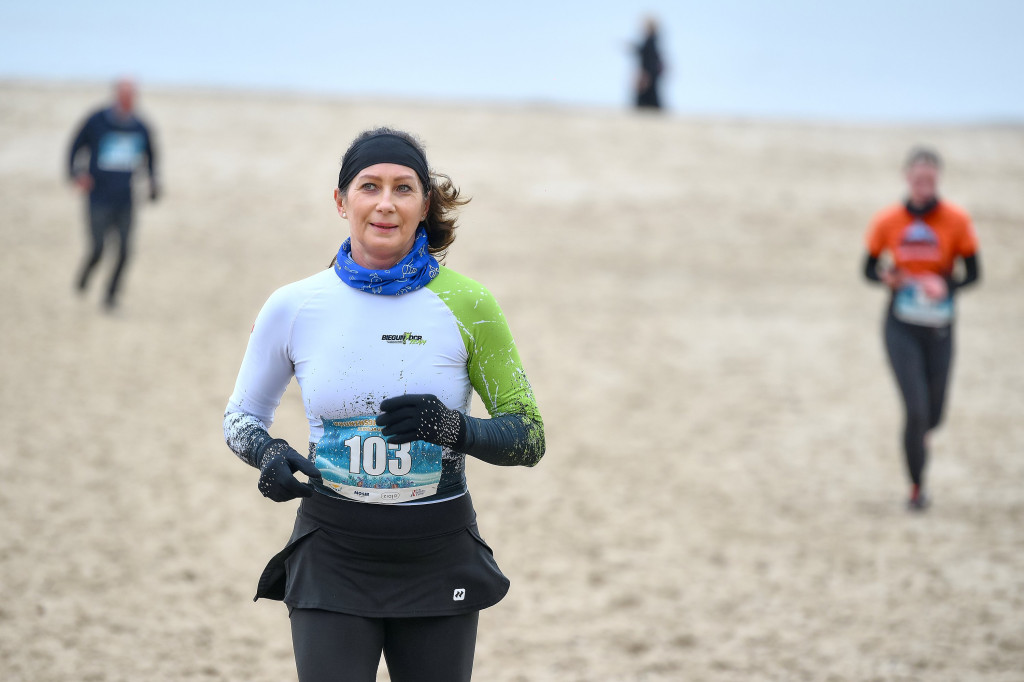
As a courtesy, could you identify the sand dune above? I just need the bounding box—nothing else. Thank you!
[1,81,1022,681]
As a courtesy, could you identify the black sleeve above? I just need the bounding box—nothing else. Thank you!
[951,253,981,291]
[863,252,884,284]
[68,114,93,178]
[458,413,545,467]
[143,124,157,182]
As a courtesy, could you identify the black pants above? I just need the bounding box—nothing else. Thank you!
[290,608,478,682]
[77,200,133,303]
[636,78,661,109]
[884,313,954,488]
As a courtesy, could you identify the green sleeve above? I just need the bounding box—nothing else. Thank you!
[428,268,545,465]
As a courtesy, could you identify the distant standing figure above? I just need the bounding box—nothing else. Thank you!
[863,147,981,511]
[68,78,159,309]
[634,17,664,109]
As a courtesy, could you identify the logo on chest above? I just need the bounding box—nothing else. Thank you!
[381,332,426,345]
[897,220,941,262]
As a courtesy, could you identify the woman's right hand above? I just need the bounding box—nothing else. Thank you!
[881,267,904,290]
[257,439,323,502]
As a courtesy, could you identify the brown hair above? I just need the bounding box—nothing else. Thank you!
[336,127,469,263]
[904,146,942,171]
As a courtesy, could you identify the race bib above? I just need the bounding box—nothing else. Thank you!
[97,132,145,171]
[893,279,953,327]
[314,416,442,504]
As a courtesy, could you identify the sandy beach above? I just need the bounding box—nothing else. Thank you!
[1,81,1022,681]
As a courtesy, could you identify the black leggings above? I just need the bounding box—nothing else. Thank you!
[884,313,954,487]
[289,608,478,682]
[78,201,133,302]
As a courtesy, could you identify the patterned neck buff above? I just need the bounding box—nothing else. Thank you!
[333,226,439,296]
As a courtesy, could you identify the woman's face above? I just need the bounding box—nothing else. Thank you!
[905,161,939,206]
[335,163,428,269]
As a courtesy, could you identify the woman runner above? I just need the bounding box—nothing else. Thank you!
[224,127,545,680]
[863,146,980,511]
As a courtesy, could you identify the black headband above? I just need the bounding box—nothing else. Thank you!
[337,133,431,193]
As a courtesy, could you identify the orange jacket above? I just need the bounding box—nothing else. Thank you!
[866,201,978,276]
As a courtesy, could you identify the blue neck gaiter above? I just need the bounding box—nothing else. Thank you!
[333,227,439,296]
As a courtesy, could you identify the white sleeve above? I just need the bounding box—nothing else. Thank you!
[224,286,299,427]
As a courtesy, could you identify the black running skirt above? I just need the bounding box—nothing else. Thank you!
[254,491,509,618]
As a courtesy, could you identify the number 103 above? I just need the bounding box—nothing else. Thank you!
[344,435,412,476]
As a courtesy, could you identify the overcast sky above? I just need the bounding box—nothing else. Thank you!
[2,0,1022,123]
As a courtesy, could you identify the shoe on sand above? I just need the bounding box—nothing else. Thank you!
[907,489,930,512]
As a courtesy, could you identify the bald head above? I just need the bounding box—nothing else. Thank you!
[114,78,137,114]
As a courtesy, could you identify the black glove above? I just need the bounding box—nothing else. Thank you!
[376,394,465,448]
[257,439,322,502]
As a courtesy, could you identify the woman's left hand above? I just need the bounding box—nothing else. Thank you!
[918,273,949,300]
[377,394,465,448]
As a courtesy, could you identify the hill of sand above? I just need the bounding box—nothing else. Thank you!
[1,81,1022,681]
